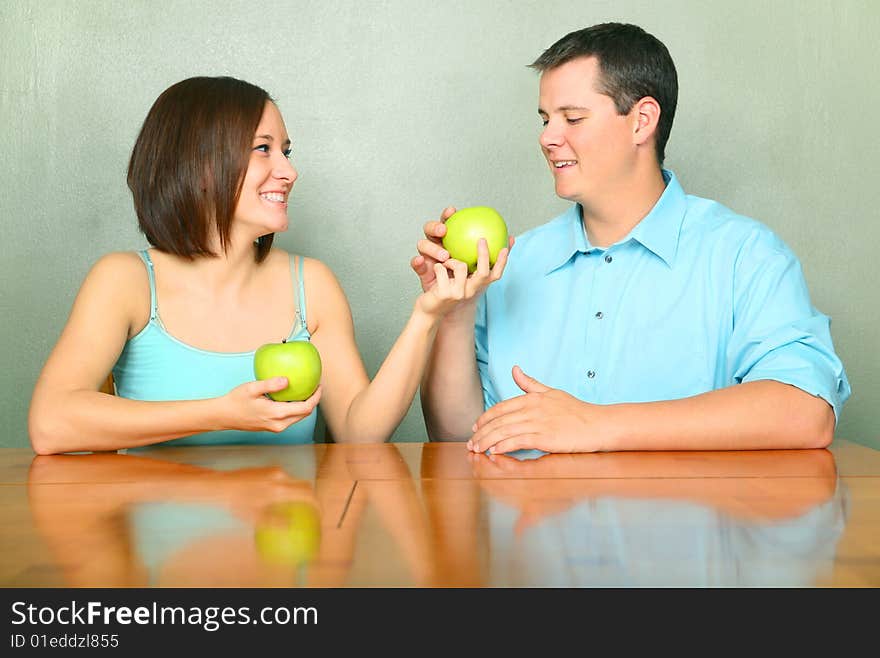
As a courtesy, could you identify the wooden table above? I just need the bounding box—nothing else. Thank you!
[1,440,878,587]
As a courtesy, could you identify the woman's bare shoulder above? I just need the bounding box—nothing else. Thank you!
[300,256,342,292]
[78,251,148,291]
[82,251,151,333]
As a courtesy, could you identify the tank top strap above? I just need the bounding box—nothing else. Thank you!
[289,254,307,330]
[137,249,159,321]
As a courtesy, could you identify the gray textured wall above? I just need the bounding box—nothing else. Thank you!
[2,0,877,448]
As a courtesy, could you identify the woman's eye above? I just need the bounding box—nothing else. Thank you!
[540,119,549,127]
[566,117,584,124]
[254,144,270,153]
[282,148,292,159]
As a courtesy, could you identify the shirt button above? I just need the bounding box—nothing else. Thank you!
[595,311,603,319]
[604,254,613,263]
[587,370,596,379]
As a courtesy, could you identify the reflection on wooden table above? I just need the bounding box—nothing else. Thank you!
[16,445,431,587]
[3,440,879,587]
[430,449,845,587]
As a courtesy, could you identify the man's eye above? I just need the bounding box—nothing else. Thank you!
[540,119,549,126]
[566,117,584,124]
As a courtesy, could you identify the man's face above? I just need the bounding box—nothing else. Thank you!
[538,56,637,206]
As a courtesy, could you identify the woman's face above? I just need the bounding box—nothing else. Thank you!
[234,101,298,236]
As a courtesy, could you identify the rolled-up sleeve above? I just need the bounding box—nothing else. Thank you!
[728,228,851,424]
[474,294,500,410]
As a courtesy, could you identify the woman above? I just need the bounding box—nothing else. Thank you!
[28,76,509,454]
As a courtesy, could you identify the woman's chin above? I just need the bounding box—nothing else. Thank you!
[253,220,289,236]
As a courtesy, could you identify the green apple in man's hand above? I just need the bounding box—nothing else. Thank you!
[253,340,322,402]
[442,206,508,273]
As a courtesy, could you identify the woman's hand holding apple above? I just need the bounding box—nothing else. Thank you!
[410,206,514,319]
[414,237,509,319]
[217,378,322,433]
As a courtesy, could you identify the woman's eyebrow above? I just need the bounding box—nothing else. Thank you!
[254,134,291,147]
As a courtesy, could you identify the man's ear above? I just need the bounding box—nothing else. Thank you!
[632,96,661,147]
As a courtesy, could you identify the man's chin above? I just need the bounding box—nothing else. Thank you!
[554,184,581,204]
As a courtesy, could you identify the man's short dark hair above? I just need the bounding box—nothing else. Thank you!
[127,76,274,262]
[530,23,678,166]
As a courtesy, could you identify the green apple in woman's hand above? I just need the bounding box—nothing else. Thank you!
[253,340,322,401]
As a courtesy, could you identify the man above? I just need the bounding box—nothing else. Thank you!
[411,23,850,454]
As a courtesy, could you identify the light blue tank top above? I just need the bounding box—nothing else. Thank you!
[112,249,317,446]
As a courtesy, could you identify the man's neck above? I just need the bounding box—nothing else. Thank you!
[580,167,667,248]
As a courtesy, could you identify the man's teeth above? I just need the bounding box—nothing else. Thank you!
[260,192,285,202]
[554,161,577,168]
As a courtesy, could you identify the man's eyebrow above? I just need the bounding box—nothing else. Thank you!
[538,105,591,115]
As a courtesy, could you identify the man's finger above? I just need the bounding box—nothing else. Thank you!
[473,396,527,431]
[470,410,532,451]
[512,365,551,394]
[423,220,448,240]
[489,434,543,455]
[417,238,449,261]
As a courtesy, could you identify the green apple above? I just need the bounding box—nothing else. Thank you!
[441,206,508,273]
[254,501,321,566]
[253,339,322,402]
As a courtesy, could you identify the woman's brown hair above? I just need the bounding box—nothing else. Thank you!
[127,76,275,262]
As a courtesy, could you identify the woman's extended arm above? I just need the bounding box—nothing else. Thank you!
[307,243,507,443]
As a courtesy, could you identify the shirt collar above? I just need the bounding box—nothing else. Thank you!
[543,169,687,274]
[542,204,590,275]
[627,169,686,268]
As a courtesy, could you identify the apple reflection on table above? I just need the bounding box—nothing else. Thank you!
[26,443,433,587]
[422,447,849,587]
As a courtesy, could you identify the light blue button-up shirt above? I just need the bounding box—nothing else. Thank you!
[475,171,851,422]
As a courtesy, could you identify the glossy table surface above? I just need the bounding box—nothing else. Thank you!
[2,440,879,587]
